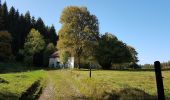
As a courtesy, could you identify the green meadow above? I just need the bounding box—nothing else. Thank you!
[0,63,170,100]
[0,69,46,100]
[46,70,170,99]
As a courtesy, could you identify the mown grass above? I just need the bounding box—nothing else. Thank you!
[0,70,46,100]
[49,69,170,99]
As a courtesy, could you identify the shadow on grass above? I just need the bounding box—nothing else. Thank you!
[111,68,170,72]
[0,91,19,100]
[0,77,9,84]
[65,88,157,100]
[102,88,157,100]
[0,80,43,100]
[19,80,42,100]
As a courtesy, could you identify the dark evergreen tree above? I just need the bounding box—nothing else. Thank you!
[35,18,45,33]
[31,16,36,28]
[1,2,8,29]
[0,2,58,63]
[35,18,48,42]
[0,5,4,30]
[0,2,6,30]
[48,25,57,45]
[0,16,3,30]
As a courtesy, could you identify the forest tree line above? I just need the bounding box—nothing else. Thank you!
[0,2,139,69]
[57,6,138,69]
[0,2,57,66]
[141,61,170,69]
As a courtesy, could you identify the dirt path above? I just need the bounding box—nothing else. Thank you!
[38,70,86,100]
[57,75,85,99]
[38,72,56,100]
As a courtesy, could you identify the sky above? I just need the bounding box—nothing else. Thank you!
[2,0,170,64]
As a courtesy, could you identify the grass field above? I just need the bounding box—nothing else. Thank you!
[0,70,46,100]
[0,64,170,100]
[47,69,170,99]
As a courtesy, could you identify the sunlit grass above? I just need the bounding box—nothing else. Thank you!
[49,70,170,99]
[0,70,46,99]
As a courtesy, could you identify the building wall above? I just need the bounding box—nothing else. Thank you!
[67,57,74,68]
[49,57,74,68]
[49,58,59,68]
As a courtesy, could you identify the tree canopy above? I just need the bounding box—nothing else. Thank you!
[0,2,139,69]
[57,6,99,68]
[0,31,12,61]
[96,33,135,69]
[24,28,45,55]
[0,2,58,61]
[22,28,45,65]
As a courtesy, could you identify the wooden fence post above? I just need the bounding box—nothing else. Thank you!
[154,61,165,100]
[89,63,91,78]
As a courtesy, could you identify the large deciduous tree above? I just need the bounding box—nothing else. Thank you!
[127,45,138,63]
[57,6,99,68]
[96,33,135,69]
[22,28,45,66]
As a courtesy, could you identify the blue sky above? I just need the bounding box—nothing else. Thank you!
[2,0,170,64]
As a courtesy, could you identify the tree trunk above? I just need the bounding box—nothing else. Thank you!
[77,56,81,69]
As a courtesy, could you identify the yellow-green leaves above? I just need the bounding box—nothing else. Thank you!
[24,28,45,55]
[22,28,45,65]
[57,6,99,68]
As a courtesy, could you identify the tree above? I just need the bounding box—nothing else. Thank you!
[8,6,18,54]
[31,16,36,28]
[60,51,70,67]
[127,45,139,69]
[0,2,8,30]
[23,28,45,65]
[0,2,58,61]
[127,45,138,63]
[57,6,99,68]
[43,43,56,66]
[48,25,57,45]
[0,31,12,61]
[0,9,4,30]
[96,33,134,69]
[24,11,31,36]
[0,16,3,30]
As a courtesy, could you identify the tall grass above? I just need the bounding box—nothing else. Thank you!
[48,70,170,99]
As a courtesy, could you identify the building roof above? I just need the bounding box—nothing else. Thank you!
[50,51,59,58]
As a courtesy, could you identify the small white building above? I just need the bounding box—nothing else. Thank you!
[48,51,74,68]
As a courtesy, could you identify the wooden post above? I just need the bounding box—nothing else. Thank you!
[89,63,91,78]
[154,61,165,100]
